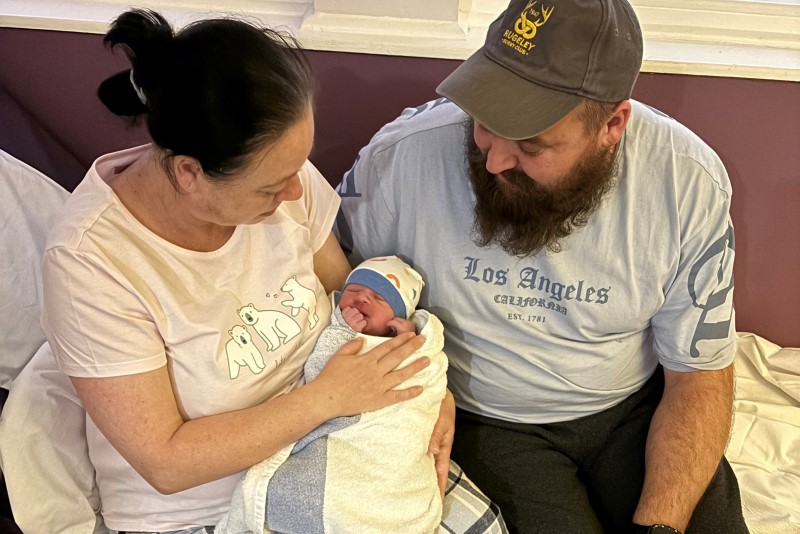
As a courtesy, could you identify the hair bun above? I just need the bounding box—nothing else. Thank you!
[97,69,148,116]
[98,9,175,117]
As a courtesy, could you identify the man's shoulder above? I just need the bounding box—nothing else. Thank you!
[628,99,690,141]
[628,100,719,161]
[365,98,468,156]
[626,100,730,192]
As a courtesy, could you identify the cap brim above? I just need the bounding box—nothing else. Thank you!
[436,49,584,140]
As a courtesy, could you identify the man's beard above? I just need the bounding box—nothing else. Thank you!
[465,121,618,257]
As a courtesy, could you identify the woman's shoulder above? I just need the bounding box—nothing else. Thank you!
[46,145,158,253]
[45,169,119,253]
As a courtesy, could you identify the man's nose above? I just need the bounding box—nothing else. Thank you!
[474,122,519,175]
[484,139,520,175]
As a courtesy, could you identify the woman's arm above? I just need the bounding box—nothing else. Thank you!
[313,232,351,293]
[72,331,428,494]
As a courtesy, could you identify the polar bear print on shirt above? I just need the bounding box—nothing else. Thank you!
[280,276,319,329]
[237,304,301,352]
[225,325,266,379]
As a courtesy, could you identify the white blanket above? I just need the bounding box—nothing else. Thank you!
[726,332,800,534]
[217,307,448,534]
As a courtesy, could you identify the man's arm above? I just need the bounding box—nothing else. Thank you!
[632,364,734,531]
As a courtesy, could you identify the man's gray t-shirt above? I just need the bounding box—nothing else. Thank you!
[336,99,736,424]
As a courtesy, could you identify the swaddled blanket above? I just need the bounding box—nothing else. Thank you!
[217,303,448,534]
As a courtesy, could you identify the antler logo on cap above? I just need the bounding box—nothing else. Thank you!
[501,1,555,56]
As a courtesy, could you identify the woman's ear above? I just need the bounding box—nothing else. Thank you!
[172,156,205,193]
[601,100,632,147]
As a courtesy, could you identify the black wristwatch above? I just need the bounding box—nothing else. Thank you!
[631,524,683,534]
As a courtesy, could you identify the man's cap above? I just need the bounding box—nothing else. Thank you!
[344,256,424,319]
[437,0,643,140]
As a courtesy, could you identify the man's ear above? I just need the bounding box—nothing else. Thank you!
[172,155,205,193]
[601,100,632,147]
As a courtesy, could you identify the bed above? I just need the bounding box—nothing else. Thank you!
[726,333,800,533]
[0,145,798,532]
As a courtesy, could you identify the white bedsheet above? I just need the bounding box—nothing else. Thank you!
[727,332,800,533]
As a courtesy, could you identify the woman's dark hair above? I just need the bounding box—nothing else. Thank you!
[97,9,314,181]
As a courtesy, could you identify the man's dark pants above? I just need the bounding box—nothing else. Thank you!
[451,369,749,533]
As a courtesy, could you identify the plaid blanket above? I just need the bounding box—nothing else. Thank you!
[440,460,509,534]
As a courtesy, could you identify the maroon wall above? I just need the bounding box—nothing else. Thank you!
[1,27,798,346]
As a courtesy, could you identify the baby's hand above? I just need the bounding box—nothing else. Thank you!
[341,306,366,333]
[387,317,415,336]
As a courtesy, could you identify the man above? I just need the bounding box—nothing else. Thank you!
[334,0,747,532]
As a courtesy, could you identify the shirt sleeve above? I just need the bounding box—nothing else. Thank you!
[651,165,736,372]
[296,159,341,254]
[42,246,167,377]
[334,136,401,265]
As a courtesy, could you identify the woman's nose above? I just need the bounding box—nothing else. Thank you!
[277,174,303,202]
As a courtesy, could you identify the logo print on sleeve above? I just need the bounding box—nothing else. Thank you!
[688,224,735,358]
[237,303,301,352]
[337,154,362,199]
[334,209,354,257]
[225,325,266,379]
[280,276,320,329]
[407,97,448,119]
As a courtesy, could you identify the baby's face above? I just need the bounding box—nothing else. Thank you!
[339,283,396,336]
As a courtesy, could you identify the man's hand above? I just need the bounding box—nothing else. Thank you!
[429,389,456,497]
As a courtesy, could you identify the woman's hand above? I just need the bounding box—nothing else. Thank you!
[311,332,428,417]
[429,389,455,497]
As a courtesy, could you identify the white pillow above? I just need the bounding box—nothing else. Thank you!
[0,149,69,388]
[0,150,104,531]
[0,342,107,533]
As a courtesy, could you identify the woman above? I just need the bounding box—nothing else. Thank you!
[41,10,453,532]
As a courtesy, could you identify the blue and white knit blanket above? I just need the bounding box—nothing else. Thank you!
[215,304,507,533]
